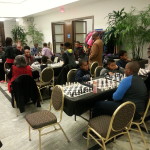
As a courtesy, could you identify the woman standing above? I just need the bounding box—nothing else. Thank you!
[5,37,16,68]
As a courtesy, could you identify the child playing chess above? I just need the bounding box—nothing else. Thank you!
[116,50,131,68]
[100,59,124,76]
[75,59,91,82]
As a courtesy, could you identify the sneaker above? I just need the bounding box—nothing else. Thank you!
[82,132,88,139]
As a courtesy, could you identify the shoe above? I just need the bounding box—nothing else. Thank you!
[82,132,88,139]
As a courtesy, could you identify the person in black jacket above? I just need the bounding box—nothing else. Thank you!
[75,59,90,82]
[62,42,76,67]
[4,37,16,68]
[74,41,85,60]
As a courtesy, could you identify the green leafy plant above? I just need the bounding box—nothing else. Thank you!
[11,25,27,45]
[105,6,150,60]
[26,24,44,46]
[104,8,127,46]
[116,6,150,60]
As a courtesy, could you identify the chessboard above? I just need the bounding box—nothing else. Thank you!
[62,83,93,98]
[87,78,119,91]
[105,73,126,82]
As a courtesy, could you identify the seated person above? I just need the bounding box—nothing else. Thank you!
[41,56,48,71]
[100,59,124,76]
[31,43,40,56]
[74,41,85,61]
[7,55,32,92]
[116,50,131,68]
[24,46,35,65]
[93,61,148,119]
[75,59,90,82]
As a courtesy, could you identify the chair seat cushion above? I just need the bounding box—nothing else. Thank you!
[88,115,111,138]
[25,110,57,129]
[36,81,50,87]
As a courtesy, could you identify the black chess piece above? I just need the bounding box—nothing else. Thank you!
[101,80,104,87]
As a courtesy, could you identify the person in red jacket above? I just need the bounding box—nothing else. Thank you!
[7,55,32,92]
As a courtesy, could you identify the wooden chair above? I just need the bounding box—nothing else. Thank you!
[87,101,136,150]
[67,69,77,83]
[36,67,54,102]
[25,85,70,150]
[94,66,103,77]
[90,61,99,77]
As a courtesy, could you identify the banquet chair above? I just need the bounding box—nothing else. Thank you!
[90,61,99,77]
[130,97,150,149]
[94,66,103,77]
[25,85,70,150]
[87,101,135,150]
[67,69,77,83]
[36,67,54,102]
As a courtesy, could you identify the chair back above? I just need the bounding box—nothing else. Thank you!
[51,85,64,121]
[40,67,54,83]
[11,74,41,112]
[90,61,98,77]
[94,66,103,77]
[106,101,135,139]
[67,69,77,83]
[140,96,150,122]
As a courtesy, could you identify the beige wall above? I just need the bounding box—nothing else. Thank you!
[4,20,16,39]
[19,0,150,58]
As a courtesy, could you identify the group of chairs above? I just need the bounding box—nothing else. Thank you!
[67,61,102,84]
[3,61,150,150]
[25,84,150,150]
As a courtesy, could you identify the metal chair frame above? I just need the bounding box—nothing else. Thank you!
[37,67,54,102]
[87,101,136,150]
[130,98,150,150]
[90,61,99,77]
[94,66,103,78]
[26,85,70,150]
[67,69,77,83]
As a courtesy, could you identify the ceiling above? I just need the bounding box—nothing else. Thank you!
[0,0,26,4]
[0,0,79,18]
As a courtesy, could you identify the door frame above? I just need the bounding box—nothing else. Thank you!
[51,22,65,53]
[51,16,94,53]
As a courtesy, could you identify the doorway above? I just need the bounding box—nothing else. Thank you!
[52,16,94,53]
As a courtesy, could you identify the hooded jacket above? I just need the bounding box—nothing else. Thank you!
[62,49,76,67]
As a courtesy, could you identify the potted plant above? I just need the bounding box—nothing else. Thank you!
[104,8,127,53]
[26,24,43,46]
[114,6,150,61]
[11,25,27,45]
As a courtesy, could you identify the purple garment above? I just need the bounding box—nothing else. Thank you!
[42,47,53,58]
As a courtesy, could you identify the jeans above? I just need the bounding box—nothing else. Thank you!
[92,100,122,118]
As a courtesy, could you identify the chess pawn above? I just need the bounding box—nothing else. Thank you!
[93,81,97,93]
